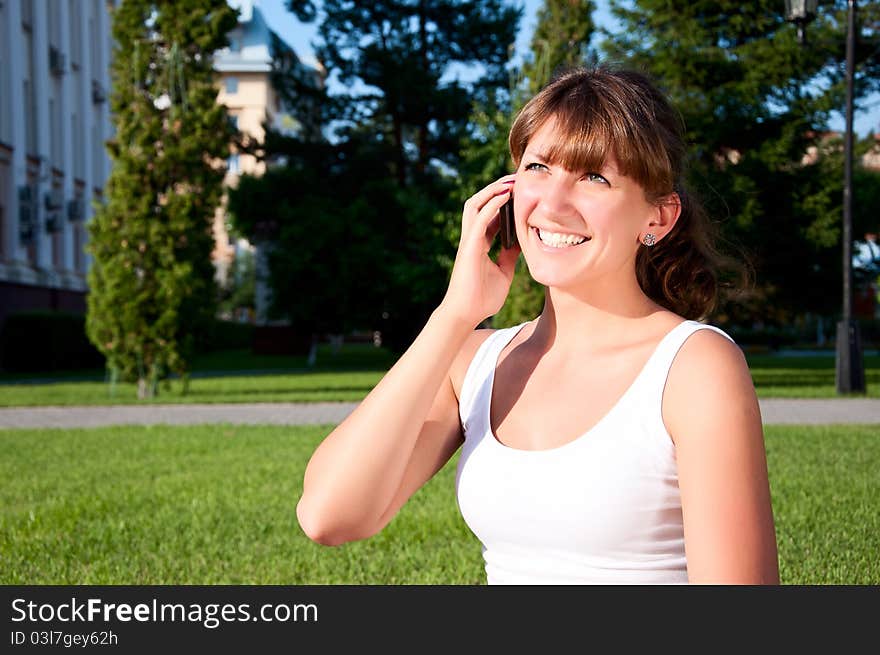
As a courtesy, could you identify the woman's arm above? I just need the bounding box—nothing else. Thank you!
[296,176,520,546]
[663,330,780,584]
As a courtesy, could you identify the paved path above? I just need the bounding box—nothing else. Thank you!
[1,399,879,429]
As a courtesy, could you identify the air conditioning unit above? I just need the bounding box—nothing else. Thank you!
[49,46,66,75]
[92,80,106,104]
[67,197,85,222]
[45,210,61,233]
[18,185,32,204]
[44,189,64,211]
[18,185,36,244]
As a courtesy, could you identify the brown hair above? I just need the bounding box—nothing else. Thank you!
[509,66,744,320]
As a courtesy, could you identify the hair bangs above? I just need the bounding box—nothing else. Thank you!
[510,70,678,197]
[537,100,616,178]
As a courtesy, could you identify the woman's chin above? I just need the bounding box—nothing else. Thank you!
[523,260,581,290]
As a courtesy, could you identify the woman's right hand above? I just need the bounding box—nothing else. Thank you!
[439,174,522,328]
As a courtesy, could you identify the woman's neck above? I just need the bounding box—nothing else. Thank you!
[530,278,666,355]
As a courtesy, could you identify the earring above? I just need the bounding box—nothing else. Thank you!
[643,233,656,247]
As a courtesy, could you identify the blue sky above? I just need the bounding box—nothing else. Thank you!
[248,0,879,137]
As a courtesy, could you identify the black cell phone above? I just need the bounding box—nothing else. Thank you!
[499,194,518,249]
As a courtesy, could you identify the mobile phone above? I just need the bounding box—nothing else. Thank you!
[499,194,518,249]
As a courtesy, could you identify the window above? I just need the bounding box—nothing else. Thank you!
[229,38,241,53]
[70,4,82,67]
[24,79,36,154]
[0,30,6,143]
[225,77,238,94]
[50,98,61,165]
[21,0,33,29]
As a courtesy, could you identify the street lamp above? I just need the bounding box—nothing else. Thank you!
[784,0,818,44]
[785,0,866,394]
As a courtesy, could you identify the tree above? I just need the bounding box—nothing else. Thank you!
[229,0,521,353]
[602,0,880,325]
[86,0,237,398]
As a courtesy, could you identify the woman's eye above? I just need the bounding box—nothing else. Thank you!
[524,162,548,172]
[584,172,609,185]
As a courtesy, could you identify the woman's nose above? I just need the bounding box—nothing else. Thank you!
[536,177,577,216]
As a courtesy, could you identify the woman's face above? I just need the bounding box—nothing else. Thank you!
[513,119,657,291]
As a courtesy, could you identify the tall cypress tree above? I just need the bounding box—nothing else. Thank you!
[86,0,237,398]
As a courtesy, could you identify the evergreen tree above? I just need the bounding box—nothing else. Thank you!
[525,0,597,94]
[230,0,521,353]
[86,0,237,398]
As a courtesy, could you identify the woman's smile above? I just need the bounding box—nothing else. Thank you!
[530,226,591,251]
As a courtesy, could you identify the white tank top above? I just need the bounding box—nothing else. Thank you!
[455,319,734,584]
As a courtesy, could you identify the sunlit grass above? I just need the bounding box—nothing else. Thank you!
[1,353,878,406]
[1,424,877,584]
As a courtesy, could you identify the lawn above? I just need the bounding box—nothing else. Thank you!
[1,424,877,584]
[746,353,880,398]
[1,350,879,406]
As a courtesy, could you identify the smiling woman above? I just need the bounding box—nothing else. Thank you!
[296,66,780,586]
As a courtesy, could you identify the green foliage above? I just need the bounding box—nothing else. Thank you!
[602,0,880,325]
[217,245,256,320]
[85,0,237,398]
[525,0,597,95]
[230,0,521,353]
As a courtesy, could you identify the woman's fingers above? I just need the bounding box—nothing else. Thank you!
[472,188,512,249]
[462,176,515,232]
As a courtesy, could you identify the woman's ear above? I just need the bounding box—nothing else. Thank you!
[644,192,681,244]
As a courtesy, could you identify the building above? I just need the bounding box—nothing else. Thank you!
[0,0,113,329]
[213,0,324,324]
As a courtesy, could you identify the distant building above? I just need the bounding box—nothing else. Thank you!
[0,0,113,329]
[862,133,880,172]
[214,0,324,324]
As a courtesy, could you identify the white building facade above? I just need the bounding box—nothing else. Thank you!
[0,0,112,324]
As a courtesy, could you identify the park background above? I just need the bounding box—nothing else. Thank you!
[0,0,878,584]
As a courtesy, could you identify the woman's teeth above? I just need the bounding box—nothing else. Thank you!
[536,228,588,248]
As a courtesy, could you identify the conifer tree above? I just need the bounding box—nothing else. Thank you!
[86,0,237,398]
[231,0,520,354]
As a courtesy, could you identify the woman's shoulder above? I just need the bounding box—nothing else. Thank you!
[663,320,755,434]
[448,327,498,401]
[670,320,746,378]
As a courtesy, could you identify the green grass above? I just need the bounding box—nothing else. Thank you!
[745,354,880,397]
[765,425,880,584]
[0,371,386,406]
[1,424,877,584]
[1,352,879,406]
[0,424,483,584]
[0,343,396,406]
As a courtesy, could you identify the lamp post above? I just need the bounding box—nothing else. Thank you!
[784,0,817,43]
[785,0,865,394]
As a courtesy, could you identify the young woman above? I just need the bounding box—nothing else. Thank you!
[296,67,780,585]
